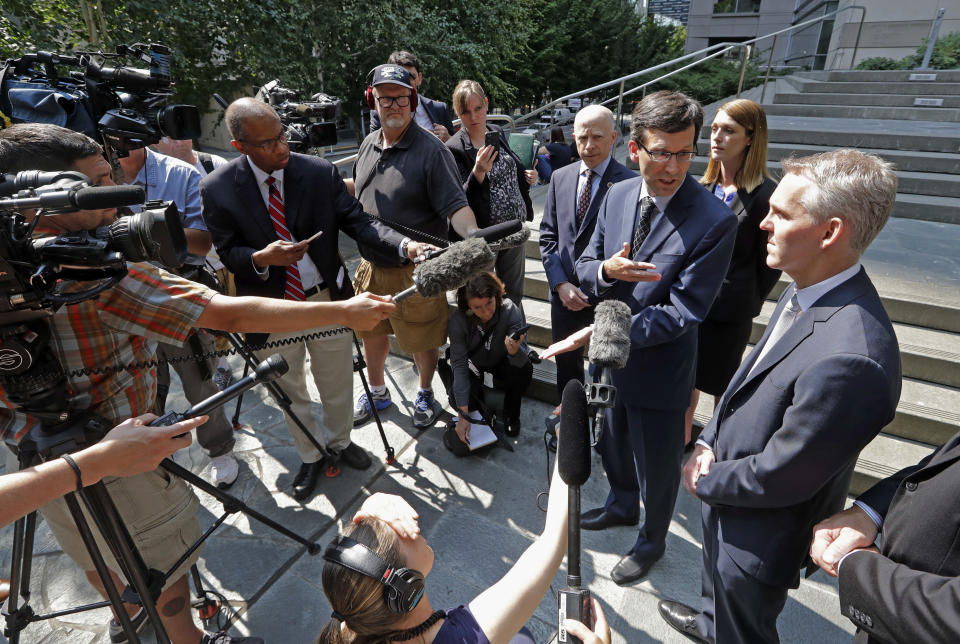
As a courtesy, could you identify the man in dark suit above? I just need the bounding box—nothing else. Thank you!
[369,50,454,141]
[540,105,634,403]
[658,149,902,643]
[575,91,737,584]
[811,430,960,643]
[201,98,430,501]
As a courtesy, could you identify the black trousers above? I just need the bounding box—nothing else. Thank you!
[550,296,595,397]
[469,359,533,423]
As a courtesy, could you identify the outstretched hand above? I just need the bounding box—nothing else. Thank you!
[562,597,611,644]
[342,292,395,331]
[93,413,203,479]
[540,325,593,360]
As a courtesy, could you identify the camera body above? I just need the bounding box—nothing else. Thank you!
[257,80,342,152]
[1,43,201,153]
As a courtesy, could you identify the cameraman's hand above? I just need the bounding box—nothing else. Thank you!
[406,241,438,263]
[562,597,611,644]
[354,492,420,539]
[252,239,308,268]
[342,292,395,331]
[84,414,203,481]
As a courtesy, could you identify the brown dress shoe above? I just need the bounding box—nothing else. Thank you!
[0,577,10,604]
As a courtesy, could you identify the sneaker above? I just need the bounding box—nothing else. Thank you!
[210,453,239,489]
[212,366,235,392]
[354,389,391,426]
[413,389,440,429]
[108,607,148,643]
[201,631,264,644]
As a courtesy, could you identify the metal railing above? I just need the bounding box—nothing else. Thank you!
[513,4,866,129]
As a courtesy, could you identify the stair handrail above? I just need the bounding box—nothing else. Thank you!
[515,4,866,126]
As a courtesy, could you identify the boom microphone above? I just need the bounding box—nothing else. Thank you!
[586,299,631,444]
[393,238,495,302]
[491,225,531,252]
[469,219,522,243]
[557,379,592,644]
[0,185,146,212]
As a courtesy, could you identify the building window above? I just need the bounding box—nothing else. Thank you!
[713,0,762,13]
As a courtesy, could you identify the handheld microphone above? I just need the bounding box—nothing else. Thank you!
[557,379,592,643]
[0,185,146,212]
[393,238,495,302]
[150,354,288,432]
[586,300,631,444]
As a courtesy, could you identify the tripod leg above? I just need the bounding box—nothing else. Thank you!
[230,359,250,428]
[353,333,395,464]
[4,514,32,644]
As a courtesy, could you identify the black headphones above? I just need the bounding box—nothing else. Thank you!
[323,535,425,614]
[364,67,419,112]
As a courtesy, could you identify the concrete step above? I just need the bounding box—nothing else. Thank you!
[754,300,960,389]
[764,142,960,175]
[773,91,960,109]
[689,159,960,199]
[813,70,960,84]
[705,116,960,154]
[797,80,960,96]
[850,433,934,497]
[761,102,960,123]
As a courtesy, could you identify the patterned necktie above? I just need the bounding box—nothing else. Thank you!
[575,169,595,228]
[631,196,657,259]
[749,292,801,376]
[265,176,305,301]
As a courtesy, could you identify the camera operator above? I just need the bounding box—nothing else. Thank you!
[0,123,395,644]
[118,145,241,489]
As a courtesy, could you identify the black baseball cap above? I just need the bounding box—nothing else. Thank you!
[371,64,414,90]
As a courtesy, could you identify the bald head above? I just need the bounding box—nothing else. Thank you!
[225,97,280,142]
[573,105,617,170]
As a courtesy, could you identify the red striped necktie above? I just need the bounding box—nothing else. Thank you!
[265,176,305,301]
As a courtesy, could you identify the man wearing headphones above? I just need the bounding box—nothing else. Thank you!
[352,64,480,431]
[368,50,454,142]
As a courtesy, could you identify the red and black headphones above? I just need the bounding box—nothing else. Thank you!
[323,535,425,614]
[364,66,419,112]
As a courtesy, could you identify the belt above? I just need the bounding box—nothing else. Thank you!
[302,283,326,298]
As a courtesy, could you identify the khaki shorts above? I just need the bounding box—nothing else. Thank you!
[39,466,203,589]
[353,259,448,353]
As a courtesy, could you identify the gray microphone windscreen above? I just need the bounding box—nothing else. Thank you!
[495,225,530,250]
[413,237,495,298]
[588,300,631,370]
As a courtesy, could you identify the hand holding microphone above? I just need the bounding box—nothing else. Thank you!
[393,237,495,302]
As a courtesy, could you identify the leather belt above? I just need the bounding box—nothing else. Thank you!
[302,283,326,298]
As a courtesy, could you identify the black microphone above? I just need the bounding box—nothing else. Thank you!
[393,238,495,302]
[0,170,91,197]
[0,185,146,211]
[469,219,522,243]
[150,355,288,432]
[491,225,531,252]
[557,379,592,644]
[586,300,631,444]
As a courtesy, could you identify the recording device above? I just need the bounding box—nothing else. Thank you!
[0,176,186,314]
[586,300,631,444]
[323,535,425,613]
[557,379,593,643]
[510,324,532,342]
[393,237,495,302]
[257,79,342,151]
[1,44,200,151]
[484,130,500,152]
[150,355,288,434]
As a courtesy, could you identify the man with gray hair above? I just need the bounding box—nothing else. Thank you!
[539,104,634,403]
[659,149,902,643]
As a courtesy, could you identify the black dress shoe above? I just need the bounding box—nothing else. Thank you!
[292,460,322,501]
[658,600,708,643]
[580,507,640,531]
[337,442,372,470]
[610,552,659,585]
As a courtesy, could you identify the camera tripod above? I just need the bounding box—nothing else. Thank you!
[3,358,322,644]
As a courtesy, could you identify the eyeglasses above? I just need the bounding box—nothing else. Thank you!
[375,95,412,108]
[242,131,289,150]
[637,141,696,164]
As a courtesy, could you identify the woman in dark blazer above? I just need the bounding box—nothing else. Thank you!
[685,99,780,445]
[446,80,536,307]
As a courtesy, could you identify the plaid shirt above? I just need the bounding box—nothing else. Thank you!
[1,262,215,443]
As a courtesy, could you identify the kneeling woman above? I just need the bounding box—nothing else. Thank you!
[448,272,532,442]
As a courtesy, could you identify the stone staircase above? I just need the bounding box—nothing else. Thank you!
[516,68,960,498]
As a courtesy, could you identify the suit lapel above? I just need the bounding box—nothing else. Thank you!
[633,175,694,259]
[235,159,276,242]
[282,155,302,233]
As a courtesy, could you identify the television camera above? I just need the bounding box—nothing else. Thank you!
[256,79,342,152]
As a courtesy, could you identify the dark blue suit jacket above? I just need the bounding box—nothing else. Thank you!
[576,174,737,410]
[697,268,902,588]
[369,95,455,136]
[540,158,635,292]
[200,153,405,341]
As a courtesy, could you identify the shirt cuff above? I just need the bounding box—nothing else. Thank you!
[597,263,613,288]
[853,500,884,532]
[398,237,410,257]
[252,256,269,280]
[695,439,713,450]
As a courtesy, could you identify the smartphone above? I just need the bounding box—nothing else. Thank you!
[510,324,531,341]
[484,131,500,152]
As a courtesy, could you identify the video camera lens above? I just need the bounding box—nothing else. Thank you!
[155,104,201,141]
[103,202,187,268]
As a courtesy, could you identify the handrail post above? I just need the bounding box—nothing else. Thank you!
[760,35,778,104]
[615,79,625,137]
[736,44,752,98]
